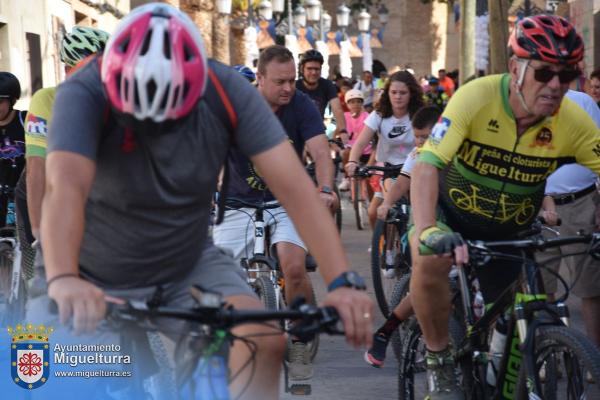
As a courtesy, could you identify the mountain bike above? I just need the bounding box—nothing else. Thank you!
[224,198,320,361]
[50,291,341,400]
[396,224,600,400]
[0,185,27,327]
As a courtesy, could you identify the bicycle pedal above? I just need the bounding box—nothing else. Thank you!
[290,384,312,395]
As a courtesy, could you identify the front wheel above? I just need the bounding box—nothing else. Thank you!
[515,325,600,400]
[0,242,27,327]
[371,219,406,317]
[252,276,277,310]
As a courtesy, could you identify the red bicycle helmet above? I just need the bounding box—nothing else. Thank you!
[508,15,583,65]
[101,2,208,122]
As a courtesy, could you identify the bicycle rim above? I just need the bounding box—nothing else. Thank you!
[0,242,25,327]
[353,178,365,230]
[516,325,600,400]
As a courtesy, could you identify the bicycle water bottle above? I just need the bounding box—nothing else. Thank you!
[191,355,230,400]
[486,318,508,387]
[5,201,15,225]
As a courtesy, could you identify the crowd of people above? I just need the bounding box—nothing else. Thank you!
[1,3,600,400]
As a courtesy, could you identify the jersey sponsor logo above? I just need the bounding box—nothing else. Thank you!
[487,119,499,133]
[25,114,48,136]
[529,127,554,149]
[456,139,559,186]
[430,117,451,144]
[388,125,408,139]
[593,142,600,158]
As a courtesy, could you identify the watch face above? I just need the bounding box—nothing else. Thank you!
[321,186,333,194]
[347,272,365,288]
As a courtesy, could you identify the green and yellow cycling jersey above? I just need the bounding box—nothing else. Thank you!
[419,74,600,239]
[25,86,56,159]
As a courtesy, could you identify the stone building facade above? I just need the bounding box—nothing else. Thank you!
[1,0,129,110]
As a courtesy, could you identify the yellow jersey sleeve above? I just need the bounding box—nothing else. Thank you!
[419,75,506,169]
[25,87,56,158]
[568,99,600,172]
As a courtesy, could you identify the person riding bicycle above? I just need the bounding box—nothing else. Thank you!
[338,88,370,191]
[23,26,109,245]
[0,72,26,228]
[409,15,600,399]
[345,70,425,231]
[214,45,349,381]
[296,49,348,144]
[26,5,372,399]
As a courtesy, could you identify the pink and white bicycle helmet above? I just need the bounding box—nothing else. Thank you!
[101,3,208,122]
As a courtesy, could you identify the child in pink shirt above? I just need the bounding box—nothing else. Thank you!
[340,89,371,190]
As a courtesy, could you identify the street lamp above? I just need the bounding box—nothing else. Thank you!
[272,0,285,14]
[305,0,321,23]
[378,4,389,25]
[336,3,350,35]
[216,0,232,15]
[357,8,371,33]
[293,5,307,28]
[322,10,332,35]
[257,0,273,20]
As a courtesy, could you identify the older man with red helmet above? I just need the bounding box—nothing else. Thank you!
[409,15,600,399]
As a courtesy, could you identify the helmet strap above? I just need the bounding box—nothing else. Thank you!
[515,59,533,116]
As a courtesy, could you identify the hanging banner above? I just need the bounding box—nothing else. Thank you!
[362,32,372,73]
[316,40,329,78]
[244,26,259,68]
[340,39,352,78]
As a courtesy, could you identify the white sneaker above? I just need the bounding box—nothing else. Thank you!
[338,178,350,191]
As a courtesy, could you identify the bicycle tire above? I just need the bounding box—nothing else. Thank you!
[333,185,342,233]
[353,178,367,230]
[252,276,277,310]
[397,312,466,400]
[371,219,403,317]
[514,325,600,400]
[0,242,26,327]
[390,273,412,363]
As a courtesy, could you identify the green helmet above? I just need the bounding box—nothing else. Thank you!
[60,26,109,67]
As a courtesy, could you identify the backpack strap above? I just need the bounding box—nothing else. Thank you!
[204,66,238,225]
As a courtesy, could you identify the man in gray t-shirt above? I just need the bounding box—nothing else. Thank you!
[29,4,373,399]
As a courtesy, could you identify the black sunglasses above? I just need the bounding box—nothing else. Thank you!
[527,64,581,84]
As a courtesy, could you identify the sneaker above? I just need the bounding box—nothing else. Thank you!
[338,178,350,191]
[586,370,596,384]
[424,347,464,400]
[288,342,313,381]
[364,333,390,368]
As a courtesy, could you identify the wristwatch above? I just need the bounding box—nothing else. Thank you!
[320,185,333,195]
[327,271,367,292]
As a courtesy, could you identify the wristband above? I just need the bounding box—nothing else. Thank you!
[47,273,78,287]
[346,160,358,165]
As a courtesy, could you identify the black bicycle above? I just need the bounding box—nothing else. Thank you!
[396,225,600,400]
[51,290,341,399]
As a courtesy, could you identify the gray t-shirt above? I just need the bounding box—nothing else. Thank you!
[49,59,286,288]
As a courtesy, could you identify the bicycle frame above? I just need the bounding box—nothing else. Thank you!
[453,247,574,400]
[0,233,22,303]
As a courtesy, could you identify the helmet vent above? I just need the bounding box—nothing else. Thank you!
[140,29,152,56]
[183,44,193,62]
[532,34,550,49]
[163,31,171,59]
[159,83,170,110]
[172,86,180,107]
[134,80,141,109]
[119,37,130,54]
[146,79,157,103]
[182,81,190,100]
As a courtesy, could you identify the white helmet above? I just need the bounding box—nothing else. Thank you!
[345,89,364,103]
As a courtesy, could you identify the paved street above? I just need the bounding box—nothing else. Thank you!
[279,193,588,400]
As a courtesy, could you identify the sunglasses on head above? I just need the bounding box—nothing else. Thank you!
[527,64,581,84]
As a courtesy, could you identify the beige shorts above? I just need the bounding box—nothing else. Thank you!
[536,190,600,298]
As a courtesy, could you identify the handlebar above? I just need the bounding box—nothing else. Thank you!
[224,198,281,211]
[353,164,403,179]
[49,293,343,342]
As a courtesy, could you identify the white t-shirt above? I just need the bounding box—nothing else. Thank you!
[364,111,414,165]
[400,148,418,176]
[545,90,600,195]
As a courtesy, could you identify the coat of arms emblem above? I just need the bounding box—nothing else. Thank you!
[8,323,53,389]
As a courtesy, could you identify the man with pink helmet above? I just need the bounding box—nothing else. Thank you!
[26,3,372,399]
